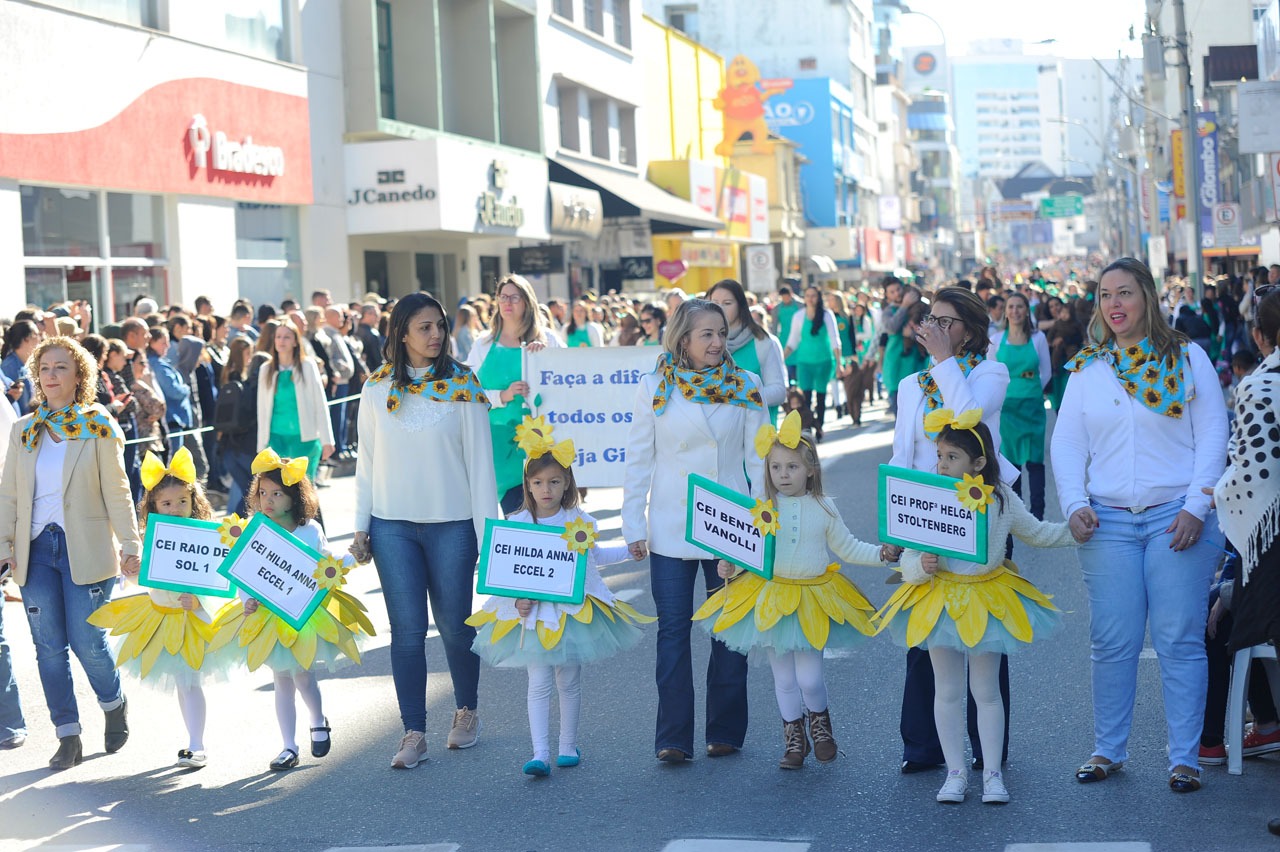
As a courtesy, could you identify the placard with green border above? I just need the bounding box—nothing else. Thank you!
[878,464,988,562]
[216,514,328,630]
[138,515,236,598]
[685,473,775,579]
[476,518,589,605]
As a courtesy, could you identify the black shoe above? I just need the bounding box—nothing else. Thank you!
[49,735,82,770]
[972,757,984,771]
[104,696,129,753]
[1268,818,1280,836]
[311,719,332,758]
[270,748,299,771]
[901,759,942,774]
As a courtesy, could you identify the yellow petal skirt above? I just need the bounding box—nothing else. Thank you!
[87,594,232,691]
[208,588,375,674]
[874,561,1062,655]
[466,596,655,668]
[691,564,877,654]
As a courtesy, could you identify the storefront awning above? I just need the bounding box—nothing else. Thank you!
[550,158,723,232]
[805,255,838,274]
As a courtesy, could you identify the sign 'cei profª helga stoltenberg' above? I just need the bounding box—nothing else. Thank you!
[877,464,988,562]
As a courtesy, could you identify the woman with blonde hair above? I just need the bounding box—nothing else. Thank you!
[465,274,563,513]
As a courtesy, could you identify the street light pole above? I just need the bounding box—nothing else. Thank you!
[1173,0,1203,296]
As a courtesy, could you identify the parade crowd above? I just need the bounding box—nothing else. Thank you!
[2,258,1280,829]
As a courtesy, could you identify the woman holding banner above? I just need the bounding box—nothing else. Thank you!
[706,279,786,424]
[887,286,1016,775]
[622,299,769,763]
[465,274,562,515]
[352,292,499,768]
[0,336,140,770]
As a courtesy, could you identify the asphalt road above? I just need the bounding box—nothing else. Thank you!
[2,399,1278,852]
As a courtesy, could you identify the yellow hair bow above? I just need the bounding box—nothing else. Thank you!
[923,407,985,453]
[251,448,310,486]
[755,410,803,459]
[529,438,575,468]
[516,415,575,467]
[140,447,196,492]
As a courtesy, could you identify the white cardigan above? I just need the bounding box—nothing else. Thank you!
[622,370,769,558]
[257,359,334,450]
[463,331,564,409]
[738,333,788,409]
[890,356,1018,484]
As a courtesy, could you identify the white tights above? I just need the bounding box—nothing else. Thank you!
[527,664,581,762]
[930,647,1003,773]
[273,670,325,752]
[767,649,827,721]
[176,685,206,752]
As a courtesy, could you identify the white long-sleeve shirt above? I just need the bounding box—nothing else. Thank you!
[463,332,564,409]
[1050,343,1227,521]
[354,366,500,546]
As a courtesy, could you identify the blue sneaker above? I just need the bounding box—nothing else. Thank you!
[556,749,581,768]
[522,758,551,777]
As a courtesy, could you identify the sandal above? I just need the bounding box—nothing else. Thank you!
[1169,768,1201,793]
[269,748,299,771]
[310,718,332,758]
[1075,759,1122,783]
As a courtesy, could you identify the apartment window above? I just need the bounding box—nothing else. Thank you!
[618,106,637,166]
[42,0,157,28]
[584,0,603,35]
[612,0,631,47]
[665,4,698,42]
[554,0,573,19]
[589,98,610,159]
[558,84,580,152]
[799,57,817,71]
[223,0,291,62]
[376,1,395,120]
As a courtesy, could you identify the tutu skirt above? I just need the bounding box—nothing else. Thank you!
[875,561,1061,656]
[87,594,241,693]
[467,596,654,668]
[209,588,375,676]
[692,565,878,656]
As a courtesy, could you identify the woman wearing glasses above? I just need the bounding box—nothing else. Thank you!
[886,286,1017,775]
[465,275,563,514]
[637,304,667,347]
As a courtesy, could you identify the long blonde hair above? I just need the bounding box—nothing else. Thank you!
[1089,257,1186,363]
[489,274,546,345]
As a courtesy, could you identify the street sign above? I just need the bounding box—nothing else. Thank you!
[1039,196,1084,218]
[1213,202,1242,247]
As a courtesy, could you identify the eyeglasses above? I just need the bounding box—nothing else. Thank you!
[497,294,523,304]
[920,314,958,331]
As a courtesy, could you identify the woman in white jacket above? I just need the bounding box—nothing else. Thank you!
[256,323,333,480]
[622,299,769,763]
[707,278,787,424]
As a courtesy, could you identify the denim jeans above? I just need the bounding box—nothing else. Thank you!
[370,517,480,733]
[222,446,255,517]
[330,382,349,450]
[649,553,749,755]
[1077,498,1221,771]
[0,599,26,742]
[23,525,122,738]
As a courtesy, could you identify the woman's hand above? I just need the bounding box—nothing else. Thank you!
[1166,509,1204,552]
[920,553,940,575]
[627,540,648,560]
[1069,507,1099,543]
[515,598,533,617]
[350,531,372,565]
[918,324,955,363]
[178,593,197,611]
[244,598,259,615]
[1207,596,1227,640]
[716,559,738,579]
[880,544,904,562]
[501,381,531,404]
[525,341,547,354]
[119,553,140,577]
[321,444,335,461]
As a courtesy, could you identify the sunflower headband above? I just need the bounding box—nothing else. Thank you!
[251,448,310,486]
[754,410,806,459]
[515,415,575,468]
[140,447,196,492]
[923,407,986,455]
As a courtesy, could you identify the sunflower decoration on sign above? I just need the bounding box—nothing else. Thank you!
[515,414,556,457]
[313,555,349,591]
[561,517,598,554]
[750,498,779,536]
[218,513,247,548]
[955,473,995,514]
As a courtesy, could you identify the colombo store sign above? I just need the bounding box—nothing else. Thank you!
[0,78,312,204]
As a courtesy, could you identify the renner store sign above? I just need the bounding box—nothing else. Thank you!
[344,137,549,238]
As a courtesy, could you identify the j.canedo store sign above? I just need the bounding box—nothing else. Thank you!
[348,169,436,206]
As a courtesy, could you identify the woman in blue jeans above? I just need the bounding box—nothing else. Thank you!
[1052,257,1228,793]
[351,293,498,770]
[622,299,769,762]
[0,336,141,769]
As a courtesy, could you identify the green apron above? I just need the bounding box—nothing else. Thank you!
[776,302,801,365]
[477,343,527,496]
[794,316,835,392]
[853,317,875,362]
[267,370,321,479]
[995,331,1046,465]
[731,336,779,425]
[565,327,592,348]
[835,315,855,368]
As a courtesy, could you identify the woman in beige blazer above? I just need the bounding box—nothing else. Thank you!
[0,337,141,770]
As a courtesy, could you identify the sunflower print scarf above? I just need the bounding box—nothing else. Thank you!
[651,353,764,416]
[366,362,490,413]
[21,403,119,450]
[918,352,984,440]
[1067,337,1189,418]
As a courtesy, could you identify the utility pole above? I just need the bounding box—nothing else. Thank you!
[1173,0,1203,297]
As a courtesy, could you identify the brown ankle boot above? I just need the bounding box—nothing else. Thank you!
[779,718,809,770]
[808,708,837,763]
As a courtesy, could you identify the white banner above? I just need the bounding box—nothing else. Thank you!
[527,346,661,487]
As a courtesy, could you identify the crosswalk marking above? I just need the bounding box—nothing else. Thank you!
[1005,844,1152,852]
[662,842,810,852]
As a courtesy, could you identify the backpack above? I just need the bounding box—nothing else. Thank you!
[214,379,247,435]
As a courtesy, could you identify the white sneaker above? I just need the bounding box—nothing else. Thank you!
[176,749,207,769]
[982,768,1010,804]
[937,769,968,803]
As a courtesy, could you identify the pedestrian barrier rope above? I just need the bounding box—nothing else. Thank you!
[120,391,363,446]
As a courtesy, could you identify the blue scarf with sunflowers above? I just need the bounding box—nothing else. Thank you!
[918,352,984,439]
[366,362,490,413]
[1067,338,1190,418]
[651,353,764,416]
[21,402,120,450]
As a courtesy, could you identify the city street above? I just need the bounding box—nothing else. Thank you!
[2,402,1277,852]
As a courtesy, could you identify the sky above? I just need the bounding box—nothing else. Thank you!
[895,0,1145,59]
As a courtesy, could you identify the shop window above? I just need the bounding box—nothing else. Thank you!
[223,0,290,62]
[107,193,165,258]
[376,0,395,120]
[111,267,167,320]
[41,0,157,28]
[235,203,300,307]
[21,187,101,257]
